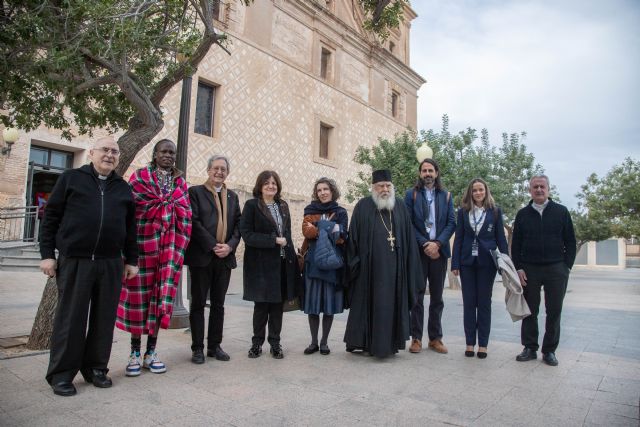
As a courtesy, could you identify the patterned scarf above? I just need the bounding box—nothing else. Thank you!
[204,181,228,244]
[121,165,192,334]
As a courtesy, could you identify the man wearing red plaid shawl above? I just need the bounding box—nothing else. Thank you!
[115,139,192,376]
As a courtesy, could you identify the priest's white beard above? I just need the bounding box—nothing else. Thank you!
[372,186,396,211]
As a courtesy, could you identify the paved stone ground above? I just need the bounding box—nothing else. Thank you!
[0,267,638,426]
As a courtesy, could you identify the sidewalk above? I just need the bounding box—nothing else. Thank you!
[0,267,638,426]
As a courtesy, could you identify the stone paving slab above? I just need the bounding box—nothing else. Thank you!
[0,267,638,426]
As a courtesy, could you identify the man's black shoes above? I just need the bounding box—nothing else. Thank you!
[543,352,559,366]
[207,345,230,361]
[516,348,537,362]
[80,369,112,388]
[51,381,76,397]
[192,349,205,364]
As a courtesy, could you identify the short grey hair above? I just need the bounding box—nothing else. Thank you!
[529,174,550,188]
[207,155,230,173]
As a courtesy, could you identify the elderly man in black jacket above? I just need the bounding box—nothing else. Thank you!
[184,155,241,364]
[40,136,138,396]
[511,175,576,366]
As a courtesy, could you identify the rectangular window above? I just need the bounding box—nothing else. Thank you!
[319,123,332,159]
[29,146,73,168]
[320,48,331,80]
[195,82,216,136]
[29,147,49,165]
[391,91,399,118]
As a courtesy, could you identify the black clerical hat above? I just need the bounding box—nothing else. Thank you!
[372,169,392,183]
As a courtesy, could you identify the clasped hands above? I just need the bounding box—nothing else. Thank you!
[423,241,440,260]
[214,243,233,258]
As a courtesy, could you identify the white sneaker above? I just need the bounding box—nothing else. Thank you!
[143,350,167,374]
[125,351,142,377]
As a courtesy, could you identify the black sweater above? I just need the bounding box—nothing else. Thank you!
[511,199,576,270]
[40,164,138,264]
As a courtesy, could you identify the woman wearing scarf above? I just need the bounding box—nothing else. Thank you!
[301,177,348,355]
[116,139,192,376]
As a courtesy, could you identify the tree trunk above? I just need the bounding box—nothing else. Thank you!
[115,114,165,175]
[26,277,58,350]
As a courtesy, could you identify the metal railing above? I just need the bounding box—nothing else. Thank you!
[0,206,40,243]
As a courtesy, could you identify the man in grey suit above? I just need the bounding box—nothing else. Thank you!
[184,155,241,364]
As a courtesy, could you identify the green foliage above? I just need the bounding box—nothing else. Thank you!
[575,158,640,242]
[0,0,213,139]
[360,0,409,41]
[346,131,420,202]
[346,114,545,229]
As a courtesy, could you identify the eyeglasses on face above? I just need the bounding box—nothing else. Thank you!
[96,147,120,156]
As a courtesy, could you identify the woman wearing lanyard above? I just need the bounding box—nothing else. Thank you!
[451,178,508,359]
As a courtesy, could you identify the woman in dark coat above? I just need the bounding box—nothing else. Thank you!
[451,178,508,359]
[301,177,348,355]
[239,170,297,359]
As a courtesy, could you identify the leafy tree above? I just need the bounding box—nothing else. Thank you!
[574,157,640,246]
[0,0,407,175]
[347,114,545,238]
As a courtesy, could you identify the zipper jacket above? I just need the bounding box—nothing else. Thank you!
[39,164,138,265]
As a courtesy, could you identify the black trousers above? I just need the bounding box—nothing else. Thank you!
[252,302,283,347]
[189,257,232,351]
[46,256,123,384]
[410,251,447,341]
[521,262,570,354]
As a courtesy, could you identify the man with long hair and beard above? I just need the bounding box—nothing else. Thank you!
[404,158,456,355]
[343,170,422,357]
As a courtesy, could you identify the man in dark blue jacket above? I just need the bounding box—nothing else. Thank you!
[404,159,456,354]
[512,175,576,366]
[40,136,139,396]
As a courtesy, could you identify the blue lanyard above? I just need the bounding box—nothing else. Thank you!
[472,208,486,235]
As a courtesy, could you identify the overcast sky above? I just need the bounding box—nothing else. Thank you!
[409,0,640,208]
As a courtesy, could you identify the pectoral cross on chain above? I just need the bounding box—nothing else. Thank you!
[387,233,396,251]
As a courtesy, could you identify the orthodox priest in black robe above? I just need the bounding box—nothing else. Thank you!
[344,170,422,357]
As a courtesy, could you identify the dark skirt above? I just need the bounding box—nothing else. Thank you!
[303,276,344,315]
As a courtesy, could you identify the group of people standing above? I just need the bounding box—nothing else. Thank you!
[39,136,576,398]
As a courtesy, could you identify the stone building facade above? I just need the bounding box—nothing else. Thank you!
[0,0,425,244]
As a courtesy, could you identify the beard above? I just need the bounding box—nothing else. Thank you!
[372,186,396,211]
[422,176,434,187]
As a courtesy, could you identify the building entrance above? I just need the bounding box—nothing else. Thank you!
[25,146,74,238]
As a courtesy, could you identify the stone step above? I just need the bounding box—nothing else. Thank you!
[0,255,41,266]
[0,263,41,272]
[626,257,640,268]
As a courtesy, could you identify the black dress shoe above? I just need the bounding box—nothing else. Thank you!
[270,345,284,359]
[89,369,112,388]
[319,344,330,355]
[192,349,205,364]
[477,351,487,359]
[465,350,475,357]
[304,344,319,355]
[248,345,262,358]
[516,348,538,362]
[207,346,230,361]
[543,352,559,366]
[51,381,76,397]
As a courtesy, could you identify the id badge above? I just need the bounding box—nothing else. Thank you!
[471,241,479,257]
